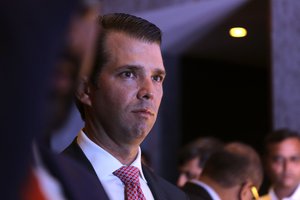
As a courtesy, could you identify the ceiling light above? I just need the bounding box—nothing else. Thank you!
[229,27,247,38]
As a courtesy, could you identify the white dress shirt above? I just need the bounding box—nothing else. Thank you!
[190,179,221,200]
[77,130,155,200]
[263,184,300,200]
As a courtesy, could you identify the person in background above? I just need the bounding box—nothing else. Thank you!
[177,137,224,187]
[62,13,189,200]
[182,142,263,200]
[260,128,300,200]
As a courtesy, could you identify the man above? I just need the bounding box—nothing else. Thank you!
[177,137,224,187]
[182,142,263,200]
[63,13,189,200]
[260,129,300,200]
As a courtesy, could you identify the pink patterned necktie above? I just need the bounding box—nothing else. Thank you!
[113,166,147,200]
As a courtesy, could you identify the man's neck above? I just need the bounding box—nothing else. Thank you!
[83,126,139,165]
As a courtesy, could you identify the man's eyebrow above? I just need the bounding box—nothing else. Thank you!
[153,68,166,77]
[118,65,141,70]
[118,65,166,76]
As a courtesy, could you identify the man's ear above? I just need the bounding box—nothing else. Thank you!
[239,181,253,200]
[75,76,92,106]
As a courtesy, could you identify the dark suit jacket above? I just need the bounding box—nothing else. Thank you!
[39,145,109,200]
[63,139,190,200]
[182,182,213,200]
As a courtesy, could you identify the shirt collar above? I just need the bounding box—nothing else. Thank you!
[269,183,300,200]
[191,180,222,200]
[77,130,147,182]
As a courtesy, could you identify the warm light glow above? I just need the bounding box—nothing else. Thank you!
[251,186,260,200]
[229,27,247,37]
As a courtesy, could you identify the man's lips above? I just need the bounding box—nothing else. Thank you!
[132,108,155,116]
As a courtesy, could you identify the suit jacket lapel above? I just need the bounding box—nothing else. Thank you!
[142,165,169,200]
[65,140,168,200]
[63,139,186,200]
[63,138,97,175]
[61,139,110,200]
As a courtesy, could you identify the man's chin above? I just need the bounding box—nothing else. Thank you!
[280,179,299,188]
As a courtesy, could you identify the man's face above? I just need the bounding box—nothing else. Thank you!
[266,138,300,189]
[88,31,165,146]
[177,157,202,187]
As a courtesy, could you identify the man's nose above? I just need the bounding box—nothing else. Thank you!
[137,78,154,100]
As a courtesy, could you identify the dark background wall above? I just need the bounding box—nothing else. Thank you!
[179,0,271,154]
[159,0,271,183]
[181,58,271,155]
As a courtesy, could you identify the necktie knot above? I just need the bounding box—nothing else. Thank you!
[113,166,140,185]
[113,166,146,200]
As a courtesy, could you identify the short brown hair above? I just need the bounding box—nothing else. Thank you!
[202,142,263,188]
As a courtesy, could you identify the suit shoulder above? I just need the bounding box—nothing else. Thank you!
[61,138,78,156]
[182,182,212,200]
[157,176,190,200]
[143,166,189,200]
[61,139,97,175]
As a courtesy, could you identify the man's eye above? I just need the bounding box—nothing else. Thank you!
[290,156,300,162]
[184,172,196,180]
[152,75,164,82]
[121,71,134,78]
[272,156,284,163]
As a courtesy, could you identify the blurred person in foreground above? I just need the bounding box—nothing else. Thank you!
[177,137,224,187]
[20,1,108,199]
[260,129,300,200]
[182,142,263,200]
[62,13,189,200]
[0,0,98,199]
